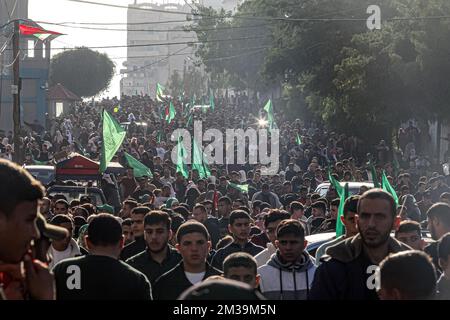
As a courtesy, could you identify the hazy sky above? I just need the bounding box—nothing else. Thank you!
[28,0,188,99]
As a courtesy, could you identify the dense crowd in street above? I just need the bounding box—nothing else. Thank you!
[1,93,450,300]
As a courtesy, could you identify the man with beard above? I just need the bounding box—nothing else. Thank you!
[126,211,181,285]
[309,189,409,300]
[425,203,450,273]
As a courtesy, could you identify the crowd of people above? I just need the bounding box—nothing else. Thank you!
[1,93,450,300]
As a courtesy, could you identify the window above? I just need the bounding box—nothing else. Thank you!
[42,43,46,58]
[27,40,35,58]
[55,102,63,117]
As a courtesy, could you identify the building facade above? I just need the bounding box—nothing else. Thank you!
[120,0,241,98]
[0,0,54,134]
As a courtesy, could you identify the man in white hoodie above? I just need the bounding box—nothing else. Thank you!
[48,214,82,269]
[258,219,316,300]
[253,209,291,267]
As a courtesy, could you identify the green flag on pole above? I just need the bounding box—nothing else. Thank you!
[156,83,165,102]
[381,170,399,206]
[228,182,249,193]
[124,152,153,178]
[328,168,344,196]
[165,101,176,124]
[100,110,126,173]
[369,162,380,188]
[156,130,162,143]
[192,139,210,179]
[296,133,302,145]
[336,183,349,237]
[186,114,193,127]
[263,99,276,131]
[176,136,189,179]
[209,89,215,111]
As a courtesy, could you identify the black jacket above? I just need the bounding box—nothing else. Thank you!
[153,262,221,300]
[204,217,221,249]
[309,235,410,300]
[437,274,450,300]
[424,241,442,274]
[211,241,264,271]
[126,246,182,285]
[53,255,152,300]
[120,236,146,261]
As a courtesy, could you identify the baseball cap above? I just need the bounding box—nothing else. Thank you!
[36,213,68,240]
[97,203,115,215]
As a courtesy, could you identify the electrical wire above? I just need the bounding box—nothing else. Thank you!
[9,34,270,51]
[36,20,267,33]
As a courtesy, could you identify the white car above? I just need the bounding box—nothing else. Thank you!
[314,181,375,197]
[305,232,336,256]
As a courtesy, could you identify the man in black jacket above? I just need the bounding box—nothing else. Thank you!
[152,221,221,300]
[120,206,149,261]
[425,202,450,273]
[192,204,221,249]
[211,210,264,271]
[53,214,152,300]
[309,189,410,300]
[126,210,181,285]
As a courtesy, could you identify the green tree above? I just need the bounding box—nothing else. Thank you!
[50,47,115,98]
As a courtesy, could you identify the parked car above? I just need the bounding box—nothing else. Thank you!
[24,165,56,186]
[306,232,335,257]
[47,185,106,206]
[314,181,375,197]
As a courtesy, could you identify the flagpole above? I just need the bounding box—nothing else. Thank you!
[12,20,22,164]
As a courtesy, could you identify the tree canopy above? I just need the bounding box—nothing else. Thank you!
[49,47,115,98]
[191,0,450,142]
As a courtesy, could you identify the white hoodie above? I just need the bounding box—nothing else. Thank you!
[254,242,277,268]
[48,238,82,270]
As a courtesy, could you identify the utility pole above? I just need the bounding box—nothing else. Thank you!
[12,20,22,164]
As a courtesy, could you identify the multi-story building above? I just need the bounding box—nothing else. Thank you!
[120,1,196,97]
[120,0,242,98]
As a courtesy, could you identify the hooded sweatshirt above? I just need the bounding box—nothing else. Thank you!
[258,250,316,300]
[254,242,277,268]
[49,238,82,270]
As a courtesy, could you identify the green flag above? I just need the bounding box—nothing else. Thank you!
[263,99,277,130]
[369,162,380,188]
[100,110,126,173]
[336,183,349,237]
[33,159,47,165]
[176,136,189,179]
[209,89,215,111]
[296,133,302,146]
[381,170,399,205]
[124,152,153,178]
[328,168,344,196]
[186,114,193,127]
[229,182,249,193]
[156,130,162,143]
[165,101,176,124]
[393,156,400,177]
[156,83,165,102]
[192,139,210,179]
